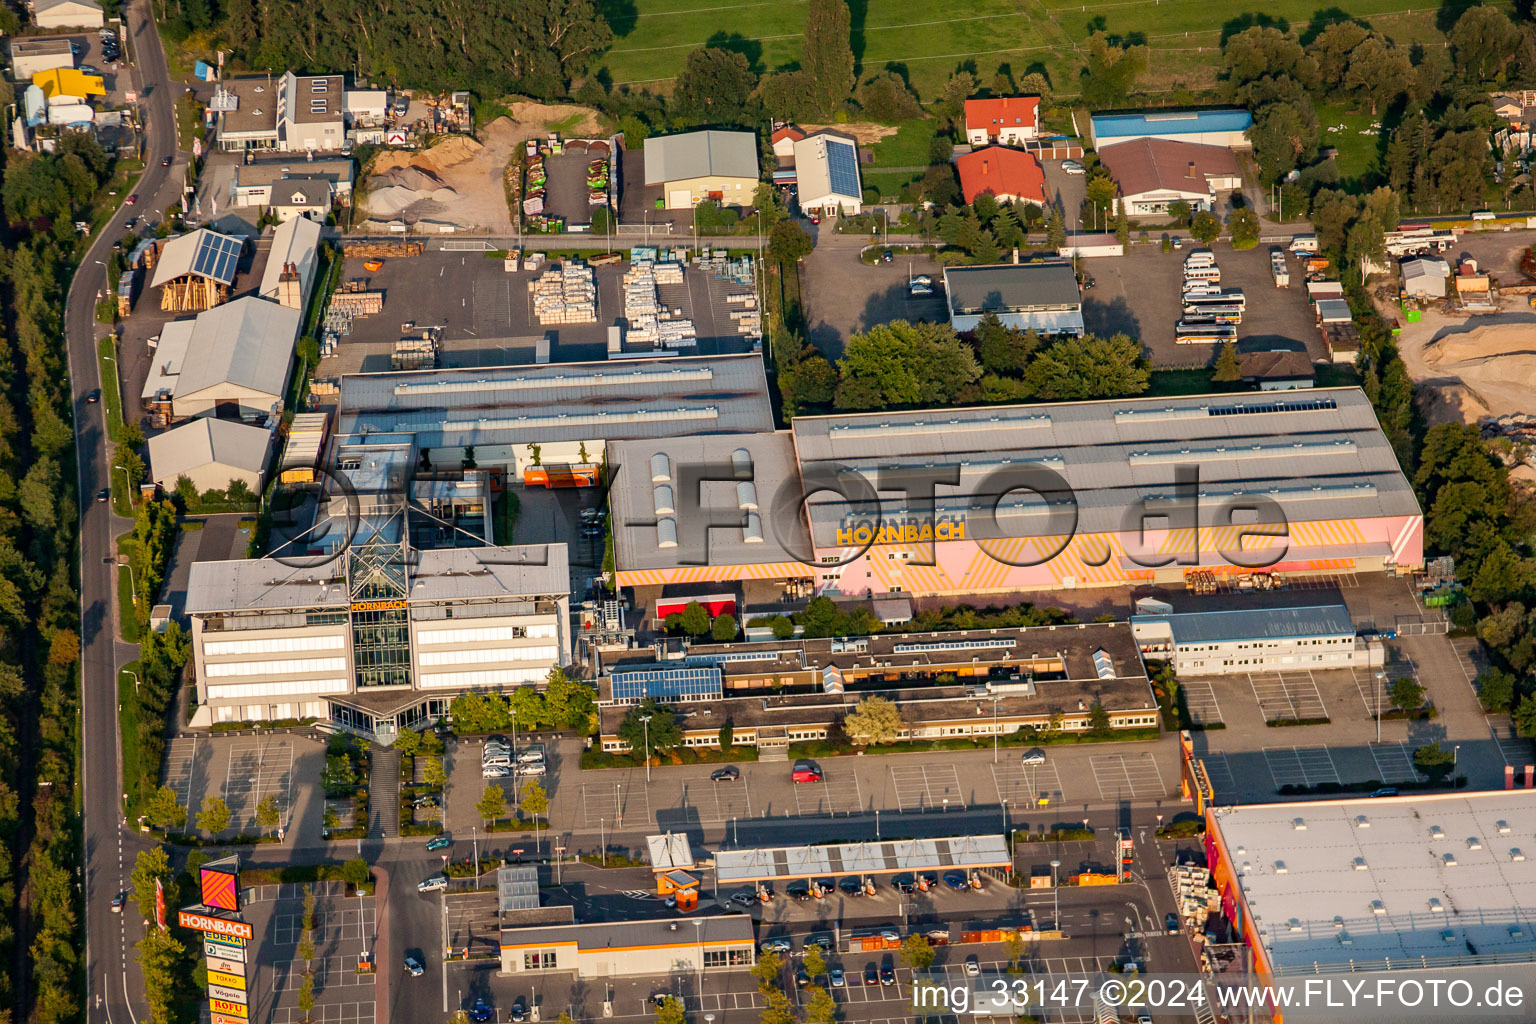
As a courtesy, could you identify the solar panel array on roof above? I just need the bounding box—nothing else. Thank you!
[192,232,242,283]
[826,139,860,199]
[610,666,723,703]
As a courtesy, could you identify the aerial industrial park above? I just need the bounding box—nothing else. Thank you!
[8,1,1536,1024]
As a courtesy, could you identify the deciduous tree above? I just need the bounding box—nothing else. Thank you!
[197,795,231,835]
[844,695,905,745]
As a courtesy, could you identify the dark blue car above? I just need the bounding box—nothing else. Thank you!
[468,999,493,1022]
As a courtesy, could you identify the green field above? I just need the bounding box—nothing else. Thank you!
[1314,103,1384,187]
[595,0,1462,100]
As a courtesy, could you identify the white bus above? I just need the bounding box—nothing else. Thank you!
[1180,306,1243,323]
[1183,266,1222,283]
[1184,290,1246,312]
[1175,322,1238,343]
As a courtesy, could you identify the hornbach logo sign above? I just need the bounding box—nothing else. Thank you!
[177,911,255,940]
[836,516,966,547]
[351,599,407,612]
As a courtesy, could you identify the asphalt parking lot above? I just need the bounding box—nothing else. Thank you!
[1085,243,1323,366]
[159,732,328,844]
[239,882,379,1024]
[442,732,566,841]
[801,248,950,357]
[321,250,759,375]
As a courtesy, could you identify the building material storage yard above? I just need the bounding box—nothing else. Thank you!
[311,247,763,375]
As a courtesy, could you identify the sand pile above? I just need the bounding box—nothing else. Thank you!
[1415,322,1536,424]
[800,122,900,146]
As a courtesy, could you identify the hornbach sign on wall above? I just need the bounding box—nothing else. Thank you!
[351,599,407,611]
[836,516,966,546]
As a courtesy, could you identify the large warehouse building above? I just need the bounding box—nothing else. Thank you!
[606,389,1422,599]
[336,354,774,479]
[1204,792,1536,1021]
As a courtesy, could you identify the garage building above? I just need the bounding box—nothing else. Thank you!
[146,417,272,494]
[1098,138,1244,216]
[644,130,759,210]
[500,915,755,978]
[942,262,1083,334]
[1090,108,1252,150]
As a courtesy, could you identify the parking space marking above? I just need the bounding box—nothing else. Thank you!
[1180,681,1223,725]
[1263,746,1340,788]
[1088,753,1166,800]
[1198,754,1236,796]
[1353,668,1389,718]
[273,904,377,946]
[1249,672,1328,722]
[989,761,1065,807]
[271,1001,375,1024]
[272,955,371,991]
[580,780,648,828]
[1488,717,1534,767]
[710,776,752,824]
[889,764,966,812]
[222,739,294,829]
[1369,743,1424,783]
[793,770,863,816]
[160,736,199,808]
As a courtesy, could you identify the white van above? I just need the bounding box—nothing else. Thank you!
[1288,234,1318,253]
[1472,210,1495,221]
[1183,249,1216,266]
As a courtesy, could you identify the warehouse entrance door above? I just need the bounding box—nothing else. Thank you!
[668,190,690,208]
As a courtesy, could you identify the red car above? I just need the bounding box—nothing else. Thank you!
[809,215,820,225]
[125,194,137,205]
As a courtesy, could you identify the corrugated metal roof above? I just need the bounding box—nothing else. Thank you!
[337,354,773,449]
[500,914,753,950]
[643,130,759,184]
[171,296,301,401]
[1092,108,1252,137]
[790,388,1422,540]
[147,418,272,485]
[793,133,863,204]
[1132,604,1354,645]
[715,835,1011,883]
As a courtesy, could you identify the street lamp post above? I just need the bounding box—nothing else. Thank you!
[640,714,653,783]
[472,825,479,876]
[1375,671,1385,743]
[992,695,1001,763]
[1050,859,1061,930]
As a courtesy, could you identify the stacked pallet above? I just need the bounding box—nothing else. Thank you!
[622,261,697,349]
[530,262,596,324]
[654,262,684,285]
[392,336,438,369]
[330,290,385,315]
[1168,864,1213,921]
[341,240,424,258]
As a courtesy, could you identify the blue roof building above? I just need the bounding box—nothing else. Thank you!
[1091,108,1253,150]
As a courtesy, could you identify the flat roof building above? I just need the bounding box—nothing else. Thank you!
[1131,604,1368,676]
[644,130,759,210]
[9,38,75,80]
[231,156,355,206]
[790,388,1423,597]
[500,914,754,978]
[337,354,774,475]
[942,262,1083,335]
[598,621,1159,755]
[609,430,809,589]
[185,445,573,734]
[1205,791,1536,1016]
[1091,108,1253,150]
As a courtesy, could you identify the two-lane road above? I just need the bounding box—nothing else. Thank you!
[72,1,181,1021]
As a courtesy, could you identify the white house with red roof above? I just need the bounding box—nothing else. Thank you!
[964,96,1041,147]
[955,147,1046,207]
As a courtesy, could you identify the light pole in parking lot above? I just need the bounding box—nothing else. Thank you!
[991,695,1002,762]
[639,713,653,783]
[1049,859,1061,930]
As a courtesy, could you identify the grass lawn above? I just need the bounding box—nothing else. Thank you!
[1314,103,1384,187]
[1145,367,1247,397]
[119,666,146,818]
[868,119,935,169]
[595,0,1451,100]
[117,564,140,643]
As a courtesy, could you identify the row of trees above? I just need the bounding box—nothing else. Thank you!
[809,317,1150,415]
[1,130,120,1022]
[446,669,597,734]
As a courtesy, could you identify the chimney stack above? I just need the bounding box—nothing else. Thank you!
[1187,161,1197,178]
